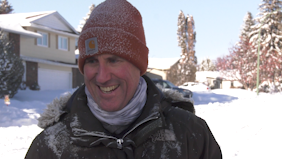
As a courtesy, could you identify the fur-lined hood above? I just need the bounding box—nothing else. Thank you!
[37,88,194,129]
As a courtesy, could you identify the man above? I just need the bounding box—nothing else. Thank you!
[25,0,222,158]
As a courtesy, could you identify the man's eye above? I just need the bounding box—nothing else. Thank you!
[85,58,98,63]
[109,58,119,63]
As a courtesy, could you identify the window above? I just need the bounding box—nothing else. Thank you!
[37,31,48,47]
[58,36,68,51]
[75,38,78,49]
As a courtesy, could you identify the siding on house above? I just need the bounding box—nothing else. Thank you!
[20,27,76,64]
[38,63,72,72]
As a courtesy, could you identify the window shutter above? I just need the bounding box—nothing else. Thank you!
[48,33,50,48]
[56,35,58,49]
[35,30,37,45]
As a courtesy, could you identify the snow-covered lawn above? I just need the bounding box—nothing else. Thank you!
[0,88,281,159]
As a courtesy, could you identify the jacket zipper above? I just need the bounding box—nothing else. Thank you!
[122,112,160,139]
[115,112,160,149]
[74,112,160,149]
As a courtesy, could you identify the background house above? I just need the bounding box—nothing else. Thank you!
[146,57,179,80]
[145,57,244,89]
[196,71,243,89]
[0,11,84,90]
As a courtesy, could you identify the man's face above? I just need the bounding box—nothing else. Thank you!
[83,54,141,112]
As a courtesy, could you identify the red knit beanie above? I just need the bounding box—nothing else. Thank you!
[78,0,149,75]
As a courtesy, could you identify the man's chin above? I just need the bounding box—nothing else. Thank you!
[98,102,122,112]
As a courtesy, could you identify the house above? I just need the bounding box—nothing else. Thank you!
[145,57,244,89]
[196,71,243,89]
[0,11,84,90]
[196,71,220,87]
[146,57,179,80]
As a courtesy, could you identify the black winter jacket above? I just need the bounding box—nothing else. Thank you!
[25,76,222,159]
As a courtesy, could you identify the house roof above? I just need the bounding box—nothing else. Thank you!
[148,57,179,70]
[0,13,42,38]
[196,71,241,82]
[21,55,78,68]
[0,11,79,38]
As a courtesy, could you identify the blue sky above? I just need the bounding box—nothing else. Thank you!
[9,0,262,63]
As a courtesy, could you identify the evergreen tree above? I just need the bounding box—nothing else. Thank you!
[224,37,258,90]
[0,29,24,98]
[241,12,255,41]
[199,58,216,71]
[187,15,197,64]
[216,12,257,90]
[0,0,13,14]
[249,0,282,86]
[177,10,188,56]
[77,4,95,32]
[175,11,197,85]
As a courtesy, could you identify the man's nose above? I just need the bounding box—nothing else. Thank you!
[95,63,111,84]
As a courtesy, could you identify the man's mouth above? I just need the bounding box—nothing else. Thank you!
[99,85,119,93]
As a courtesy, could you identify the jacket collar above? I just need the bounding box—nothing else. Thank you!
[68,75,166,148]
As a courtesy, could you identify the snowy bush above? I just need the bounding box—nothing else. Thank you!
[0,29,24,98]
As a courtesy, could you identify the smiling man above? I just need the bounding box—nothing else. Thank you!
[83,54,141,112]
[25,0,222,158]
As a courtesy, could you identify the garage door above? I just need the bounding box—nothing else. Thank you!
[38,68,72,90]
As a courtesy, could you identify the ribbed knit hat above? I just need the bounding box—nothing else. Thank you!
[78,0,149,75]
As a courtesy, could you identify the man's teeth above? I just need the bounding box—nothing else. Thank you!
[100,85,118,93]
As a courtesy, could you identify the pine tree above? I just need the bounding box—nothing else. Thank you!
[0,29,24,98]
[216,12,258,90]
[187,15,197,64]
[249,0,282,87]
[175,11,197,85]
[241,12,255,41]
[177,11,188,56]
[0,0,13,14]
[199,58,216,71]
[77,4,95,32]
[229,37,258,90]
[233,12,257,90]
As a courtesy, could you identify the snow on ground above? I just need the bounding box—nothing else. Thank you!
[0,88,281,159]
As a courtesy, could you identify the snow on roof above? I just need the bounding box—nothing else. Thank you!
[0,13,42,38]
[196,71,242,82]
[196,71,220,82]
[148,57,179,70]
[218,70,242,81]
[0,11,78,37]
[21,55,78,68]
[0,21,41,38]
[22,11,57,23]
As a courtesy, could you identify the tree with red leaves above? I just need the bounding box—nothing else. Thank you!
[216,37,258,90]
[216,12,258,90]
